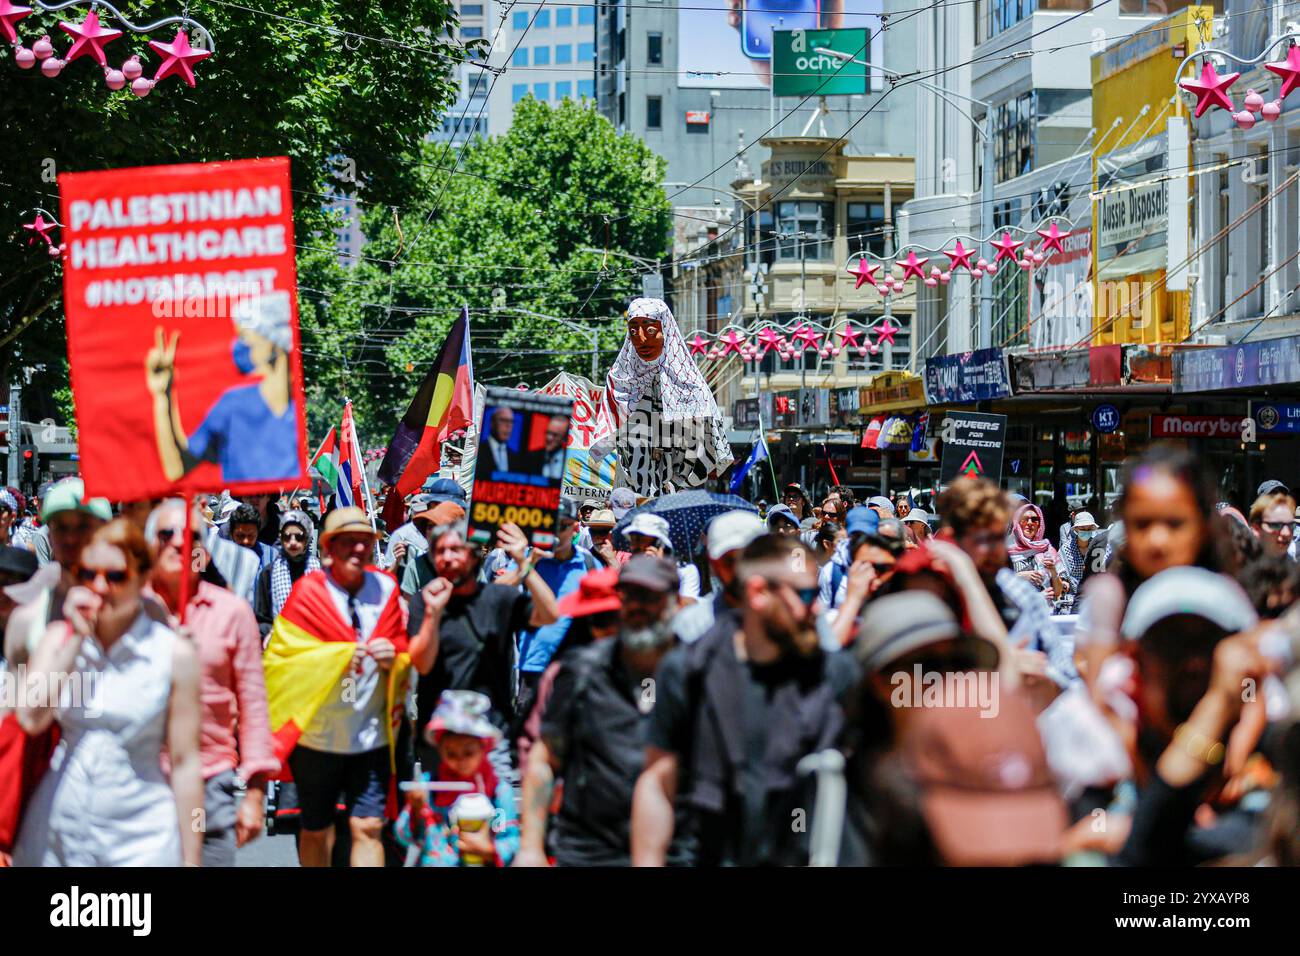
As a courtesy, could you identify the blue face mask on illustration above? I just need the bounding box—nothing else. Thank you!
[233,339,256,375]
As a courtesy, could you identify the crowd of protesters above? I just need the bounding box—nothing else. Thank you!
[2,439,1300,868]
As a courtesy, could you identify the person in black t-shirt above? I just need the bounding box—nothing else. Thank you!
[515,555,684,867]
[408,518,560,770]
[632,534,859,867]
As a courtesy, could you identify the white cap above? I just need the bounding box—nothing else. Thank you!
[706,510,765,560]
[1121,567,1257,640]
[1072,511,1098,529]
[624,512,672,550]
[233,290,292,351]
[901,508,930,526]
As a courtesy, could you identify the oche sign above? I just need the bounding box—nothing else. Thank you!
[771,28,869,97]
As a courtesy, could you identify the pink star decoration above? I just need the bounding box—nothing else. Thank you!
[1179,60,1240,118]
[847,257,879,290]
[791,324,822,351]
[149,28,212,87]
[1266,45,1300,101]
[22,213,57,246]
[0,0,31,44]
[899,250,930,282]
[838,323,864,349]
[757,326,785,355]
[687,333,710,356]
[719,329,747,355]
[59,9,122,66]
[874,320,899,348]
[1036,221,1071,254]
[990,232,1024,263]
[944,239,975,272]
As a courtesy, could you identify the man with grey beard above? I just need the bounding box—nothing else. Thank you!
[514,555,685,867]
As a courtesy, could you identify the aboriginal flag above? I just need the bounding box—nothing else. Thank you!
[377,307,474,495]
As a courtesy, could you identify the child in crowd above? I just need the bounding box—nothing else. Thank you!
[395,690,519,867]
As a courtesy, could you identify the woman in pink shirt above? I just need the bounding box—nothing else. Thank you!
[145,499,278,867]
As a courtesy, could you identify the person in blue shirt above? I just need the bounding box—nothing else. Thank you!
[146,290,298,484]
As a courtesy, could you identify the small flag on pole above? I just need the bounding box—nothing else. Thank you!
[309,427,347,507]
[378,307,474,496]
[729,430,770,494]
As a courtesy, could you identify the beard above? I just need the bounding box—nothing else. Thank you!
[766,606,820,658]
[621,612,676,652]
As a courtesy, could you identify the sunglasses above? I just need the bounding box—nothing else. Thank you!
[77,566,129,585]
[589,610,619,629]
[871,561,896,576]
[155,527,198,545]
[281,531,306,542]
[771,580,817,605]
[1261,520,1296,533]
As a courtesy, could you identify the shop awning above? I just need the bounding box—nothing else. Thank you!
[859,370,926,415]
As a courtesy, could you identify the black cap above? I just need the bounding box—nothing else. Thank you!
[0,545,38,580]
[557,497,580,522]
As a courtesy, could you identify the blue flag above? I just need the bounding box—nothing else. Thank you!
[729,432,768,494]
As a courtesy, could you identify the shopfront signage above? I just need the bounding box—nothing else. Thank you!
[924,348,1011,405]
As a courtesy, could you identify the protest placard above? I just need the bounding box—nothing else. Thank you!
[470,387,574,548]
[60,156,306,499]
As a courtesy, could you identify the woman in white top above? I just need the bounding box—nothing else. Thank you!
[15,518,203,866]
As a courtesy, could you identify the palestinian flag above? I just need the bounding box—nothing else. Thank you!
[309,426,352,508]
[339,402,363,508]
[263,569,411,817]
[378,307,473,496]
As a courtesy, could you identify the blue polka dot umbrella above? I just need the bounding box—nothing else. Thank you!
[612,490,759,557]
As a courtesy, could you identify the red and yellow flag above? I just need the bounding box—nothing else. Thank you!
[263,569,411,812]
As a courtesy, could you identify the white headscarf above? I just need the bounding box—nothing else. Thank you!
[592,298,728,450]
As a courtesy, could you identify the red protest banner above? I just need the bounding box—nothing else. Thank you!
[59,157,306,500]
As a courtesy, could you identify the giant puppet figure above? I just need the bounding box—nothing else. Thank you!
[590,297,733,496]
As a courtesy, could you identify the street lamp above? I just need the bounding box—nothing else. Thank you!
[500,306,604,382]
[577,245,664,299]
[816,46,996,350]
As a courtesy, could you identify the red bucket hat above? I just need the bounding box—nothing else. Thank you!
[557,566,621,618]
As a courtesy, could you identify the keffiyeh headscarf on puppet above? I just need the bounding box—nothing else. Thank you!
[591,297,733,496]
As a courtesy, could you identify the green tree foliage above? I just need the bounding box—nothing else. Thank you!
[1,0,466,425]
[309,96,672,438]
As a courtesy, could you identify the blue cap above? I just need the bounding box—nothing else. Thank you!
[424,477,467,503]
[845,506,880,536]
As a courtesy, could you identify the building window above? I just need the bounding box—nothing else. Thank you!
[992,91,1034,184]
[462,27,483,39]
[578,78,596,98]
[579,5,596,25]
[1119,0,1217,12]
[578,42,596,62]
[461,4,483,15]
[534,46,550,65]
[846,201,888,259]
[512,11,528,29]
[512,83,529,103]
[776,201,835,262]
[647,95,662,129]
[647,32,663,65]
[555,43,572,64]
[534,82,550,101]
[512,47,528,67]
[556,80,573,99]
[535,9,550,27]
[556,7,573,25]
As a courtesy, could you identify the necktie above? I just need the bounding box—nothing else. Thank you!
[349,594,365,674]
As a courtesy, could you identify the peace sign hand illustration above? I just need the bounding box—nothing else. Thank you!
[146,326,180,396]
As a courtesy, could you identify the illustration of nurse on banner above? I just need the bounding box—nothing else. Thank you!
[145,290,300,483]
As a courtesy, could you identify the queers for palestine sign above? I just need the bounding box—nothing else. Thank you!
[60,157,307,500]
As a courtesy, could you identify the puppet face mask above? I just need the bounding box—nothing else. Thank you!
[627,315,665,362]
